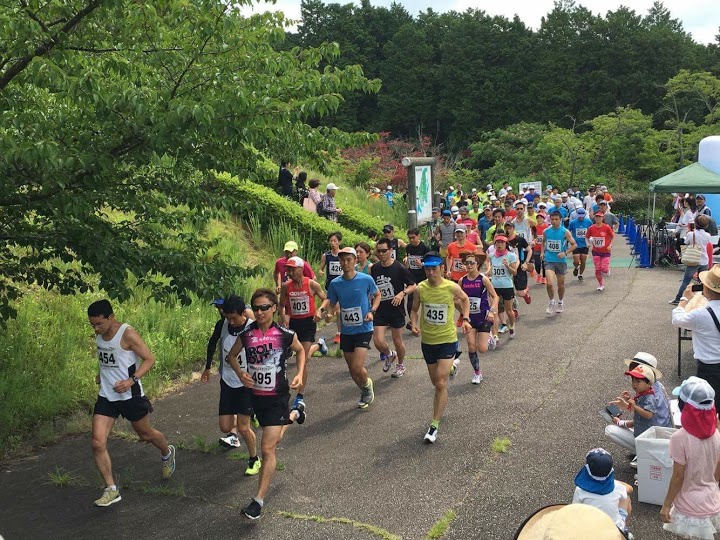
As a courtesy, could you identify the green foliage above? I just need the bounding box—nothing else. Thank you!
[490,437,512,453]
[0,0,380,323]
[46,466,87,487]
[425,510,457,539]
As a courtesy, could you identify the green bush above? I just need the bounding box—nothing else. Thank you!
[610,192,673,220]
[207,172,366,248]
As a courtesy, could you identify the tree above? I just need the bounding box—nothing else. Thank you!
[0,0,379,322]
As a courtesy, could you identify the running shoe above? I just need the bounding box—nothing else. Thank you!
[357,378,374,409]
[291,401,306,425]
[94,487,122,507]
[498,324,509,333]
[668,299,680,305]
[424,426,438,444]
[242,499,262,520]
[541,277,546,284]
[578,275,584,282]
[597,285,605,291]
[333,332,341,344]
[471,372,483,384]
[219,433,241,449]
[523,292,531,305]
[573,266,579,277]
[535,274,542,284]
[317,337,328,356]
[450,362,458,377]
[383,350,397,372]
[509,327,515,339]
[513,309,519,321]
[244,458,262,476]
[391,363,406,378]
[546,300,555,315]
[556,300,564,313]
[251,414,260,428]
[488,334,498,350]
[292,394,305,410]
[162,445,176,479]
[630,456,637,469]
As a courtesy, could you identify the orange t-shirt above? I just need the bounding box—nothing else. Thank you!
[447,241,478,281]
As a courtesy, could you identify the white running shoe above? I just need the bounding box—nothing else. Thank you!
[219,433,241,449]
[556,301,564,313]
[471,372,483,384]
[597,286,604,291]
[546,300,555,315]
[424,426,438,444]
[488,335,498,350]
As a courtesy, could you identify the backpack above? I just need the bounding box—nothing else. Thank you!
[316,196,326,216]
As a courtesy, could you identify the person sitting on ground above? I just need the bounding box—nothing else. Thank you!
[572,448,633,537]
[661,377,720,539]
[604,365,657,465]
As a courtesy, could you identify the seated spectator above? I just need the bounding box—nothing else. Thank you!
[623,352,672,428]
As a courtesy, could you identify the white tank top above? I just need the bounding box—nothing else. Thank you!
[218,319,251,388]
[97,323,144,401]
[514,217,532,242]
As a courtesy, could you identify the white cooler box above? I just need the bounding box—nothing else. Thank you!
[635,426,678,505]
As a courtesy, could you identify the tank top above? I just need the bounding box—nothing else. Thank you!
[438,221,457,246]
[460,274,490,327]
[418,279,457,345]
[325,251,342,287]
[389,237,399,260]
[285,277,316,319]
[513,217,532,242]
[355,261,371,275]
[544,226,568,263]
[238,321,295,396]
[218,318,251,388]
[97,323,144,401]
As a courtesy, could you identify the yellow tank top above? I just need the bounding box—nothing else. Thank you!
[418,279,457,345]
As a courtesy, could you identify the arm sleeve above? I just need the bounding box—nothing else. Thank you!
[206,319,224,369]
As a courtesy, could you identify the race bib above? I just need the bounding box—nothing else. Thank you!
[546,239,561,252]
[341,306,363,327]
[517,230,527,239]
[290,294,310,316]
[408,255,422,270]
[391,249,397,260]
[452,258,464,272]
[329,260,341,276]
[469,297,482,314]
[378,281,395,301]
[592,236,605,248]
[492,265,507,278]
[248,363,276,392]
[424,303,448,325]
[575,228,587,238]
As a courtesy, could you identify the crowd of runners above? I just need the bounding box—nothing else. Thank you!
[85,181,626,521]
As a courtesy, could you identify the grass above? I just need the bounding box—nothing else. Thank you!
[136,483,186,497]
[277,511,401,540]
[425,510,457,539]
[45,466,88,487]
[226,451,250,461]
[490,437,512,454]
[191,435,221,454]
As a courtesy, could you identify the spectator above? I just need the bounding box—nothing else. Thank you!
[295,171,308,203]
[384,186,394,208]
[696,194,712,217]
[697,213,718,237]
[671,265,720,413]
[303,179,322,213]
[278,160,293,198]
[318,183,342,222]
[670,218,712,305]
[623,352,672,429]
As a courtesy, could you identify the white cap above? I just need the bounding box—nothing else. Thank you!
[449,186,455,190]
[472,188,477,192]
[451,205,459,213]
[386,185,393,190]
[327,183,340,190]
[538,202,548,208]
[507,187,513,191]
[374,187,380,193]
[673,376,716,410]
[490,196,498,201]
[486,184,492,189]
[561,192,568,197]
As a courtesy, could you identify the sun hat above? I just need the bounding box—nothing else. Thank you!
[283,240,299,252]
[514,503,623,539]
[494,234,508,243]
[699,265,720,294]
[625,364,656,385]
[574,448,615,495]
[284,256,304,268]
[422,252,444,267]
[326,182,340,190]
[624,352,663,380]
[338,247,357,257]
[672,376,715,410]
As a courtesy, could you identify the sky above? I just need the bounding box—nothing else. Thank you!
[240,0,720,45]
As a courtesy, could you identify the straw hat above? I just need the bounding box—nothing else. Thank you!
[699,266,720,294]
[514,504,623,540]
[623,352,663,380]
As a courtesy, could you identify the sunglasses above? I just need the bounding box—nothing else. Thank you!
[377,248,390,254]
[464,260,477,265]
[252,303,274,312]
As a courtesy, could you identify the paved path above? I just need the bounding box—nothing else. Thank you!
[0,238,692,540]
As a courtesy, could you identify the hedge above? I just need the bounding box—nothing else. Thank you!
[207,171,366,250]
[338,205,404,240]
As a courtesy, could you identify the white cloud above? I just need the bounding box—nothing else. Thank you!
[240,0,719,44]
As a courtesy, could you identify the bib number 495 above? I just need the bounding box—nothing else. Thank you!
[252,371,272,386]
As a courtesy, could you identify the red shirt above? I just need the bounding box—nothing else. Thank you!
[447,241,477,281]
[274,257,315,284]
[505,209,517,220]
[533,223,549,252]
[285,277,316,319]
[586,224,614,254]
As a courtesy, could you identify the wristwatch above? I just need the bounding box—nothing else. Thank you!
[131,376,139,383]
[370,308,377,314]
[462,317,471,323]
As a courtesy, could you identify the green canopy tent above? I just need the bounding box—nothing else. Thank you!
[648,163,720,218]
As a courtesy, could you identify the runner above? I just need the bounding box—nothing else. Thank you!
[318,247,381,409]
[446,224,478,282]
[504,222,532,305]
[88,300,176,507]
[201,296,260,475]
[319,231,343,343]
[568,207,593,281]
[459,251,499,381]
[434,210,456,258]
[541,211,577,314]
[405,227,430,329]
[273,240,315,293]
[410,252,472,443]
[226,288,306,520]
[354,242,374,274]
[380,224,407,261]
[485,208,506,244]
[532,212,549,285]
[371,238,418,377]
[586,212,615,291]
[278,257,329,410]
[488,235,519,338]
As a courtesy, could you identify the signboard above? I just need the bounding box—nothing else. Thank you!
[519,181,542,193]
[415,165,432,224]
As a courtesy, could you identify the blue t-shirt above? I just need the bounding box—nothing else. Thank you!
[524,192,538,204]
[385,191,394,207]
[489,252,517,289]
[569,218,592,249]
[327,272,378,335]
[477,216,492,239]
[544,226,569,263]
[551,206,568,219]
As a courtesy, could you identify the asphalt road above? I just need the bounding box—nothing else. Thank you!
[0,238,693,540]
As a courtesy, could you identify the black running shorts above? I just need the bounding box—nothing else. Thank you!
[93,395,153,422]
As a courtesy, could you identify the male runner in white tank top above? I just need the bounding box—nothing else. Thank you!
[88,300,175,507]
